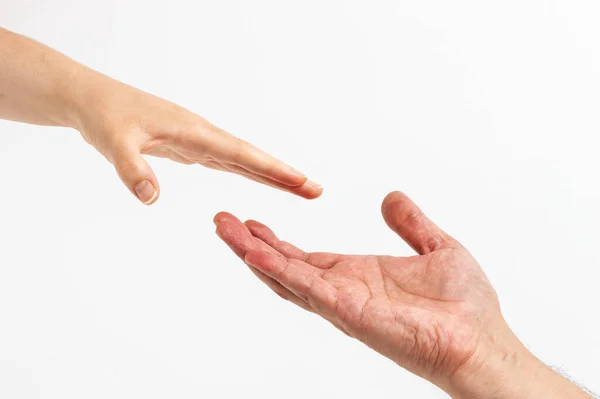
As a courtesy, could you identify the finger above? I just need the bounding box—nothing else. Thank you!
[247,263,351,337]
[244,220,305,258]
[215,216,347,332]
[211,161,323,200]
[214,212,284,260]
[112,144,160,205]
[381,191,462,255]
[213,213,314,311]
[197,123,322,190]
[245,220,341,269]
[247,266,314,313]
[245,250,338,315]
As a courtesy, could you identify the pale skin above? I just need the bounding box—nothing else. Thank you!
[0,28,322,204]
[215,191,594,398]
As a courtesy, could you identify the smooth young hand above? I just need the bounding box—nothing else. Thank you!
[72,73,322,204]
[214,191,593,399]
[0,28,322,204]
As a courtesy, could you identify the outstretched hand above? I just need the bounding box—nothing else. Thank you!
[214,192,541,397]
[0,28,321,204]
[74,75,322,204]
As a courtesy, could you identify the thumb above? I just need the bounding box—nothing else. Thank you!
[113,147,160,205]
[381,191,461,255]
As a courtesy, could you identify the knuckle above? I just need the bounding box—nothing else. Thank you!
[402,209,425,227]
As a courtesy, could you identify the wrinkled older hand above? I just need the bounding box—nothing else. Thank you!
[214,191,592,398]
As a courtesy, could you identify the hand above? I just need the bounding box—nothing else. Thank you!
[71,72,321,204]
[214,191,593,398]
[0,28,321,204]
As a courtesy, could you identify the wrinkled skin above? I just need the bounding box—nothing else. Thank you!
[214,191,517,392]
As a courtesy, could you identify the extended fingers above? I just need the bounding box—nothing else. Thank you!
[247,267,315,313]
[193,123,323,198]
[215,215,351,336]
[227,138,306,186]
[247,266,350,336]
[244,220,306,259]
[214,214,342,319]
[214,212,284,260]
[244,220,341,269]
[214,212,256,259]
[245,250,337,314]
[210,161,322,200]
[214,212,316,312]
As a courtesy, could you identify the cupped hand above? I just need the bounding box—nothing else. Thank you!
[214,191,528,395]
[72,73,321,204]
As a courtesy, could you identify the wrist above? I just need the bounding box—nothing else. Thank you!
[446,335,540,399]
[64,66,126,158]
[445,329,592,399]
[61,65,104,132]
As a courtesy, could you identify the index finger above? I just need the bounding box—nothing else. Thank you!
[204,123,318,187]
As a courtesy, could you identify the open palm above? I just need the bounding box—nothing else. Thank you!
[215,191,506,388]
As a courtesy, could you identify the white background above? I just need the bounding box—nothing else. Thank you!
[1,1,599,397]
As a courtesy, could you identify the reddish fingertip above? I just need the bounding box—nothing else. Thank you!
[214,212,244,226]
[214,221,231,241]
[215,220,256,259]
[244,221,279,246]
[213,212,230,225]
[244,220,268,232]
[381,191,409,210]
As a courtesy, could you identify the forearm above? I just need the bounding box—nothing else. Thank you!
[0,27,89,128]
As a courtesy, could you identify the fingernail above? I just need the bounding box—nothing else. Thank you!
[306,179,323,190]
[289,167,307,179]
[134,180,158,205]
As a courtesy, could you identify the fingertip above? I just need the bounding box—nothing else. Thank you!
[245,220,279,245]
[134,180,159,205]
[112,145,160,206]
[306,189,323,200]
[213,211,233,225]
[381,191,420,227]
[214,219,239,240]
[382,191,407,209]
[214,217,240,242]
[214,212,247,228]
[283,167,308,186]
[243,219,264,231]
[382,191,414,219]
[215,219,256,258]
[306,179,323,191]
[213,220,230,241]
[292,180,324,200]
